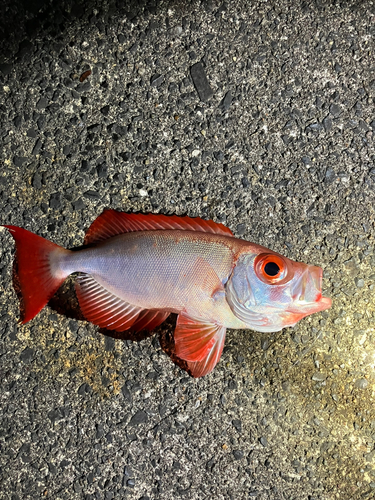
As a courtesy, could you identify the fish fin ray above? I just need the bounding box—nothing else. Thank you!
[75,275,143,331]
[174,313,226,375]
[130,310,170,332]
[174,313,226,377]
[186,330,226,378]
[84,210,233,244]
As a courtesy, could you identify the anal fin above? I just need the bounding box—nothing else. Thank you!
[76,275,170,333]
[174,313,226,377]
[130,309,170,332]
[76,275,143,332]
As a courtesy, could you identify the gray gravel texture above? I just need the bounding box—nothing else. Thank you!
[1,0,375,499]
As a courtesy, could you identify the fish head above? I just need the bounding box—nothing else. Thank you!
[225,249,331,333]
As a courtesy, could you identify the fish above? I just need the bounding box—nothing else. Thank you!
[2,210,331,377]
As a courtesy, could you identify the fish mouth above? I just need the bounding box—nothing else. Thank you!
[288,265,332,315]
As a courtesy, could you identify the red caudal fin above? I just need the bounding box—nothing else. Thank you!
[3,226,70,323]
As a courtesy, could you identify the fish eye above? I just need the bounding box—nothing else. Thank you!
[254,253,291,284]
[264,261,280,277]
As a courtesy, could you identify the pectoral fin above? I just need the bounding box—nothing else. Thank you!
[174,313,226,377]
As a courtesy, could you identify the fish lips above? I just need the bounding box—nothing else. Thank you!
[288,265,332,315]
[287,295,332,317]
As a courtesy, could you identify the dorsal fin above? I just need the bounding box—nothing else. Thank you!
[84,210,233,244]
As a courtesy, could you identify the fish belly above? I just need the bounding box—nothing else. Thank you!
[59,230,236,318]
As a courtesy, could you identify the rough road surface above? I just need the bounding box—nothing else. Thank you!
[1,1,375,499]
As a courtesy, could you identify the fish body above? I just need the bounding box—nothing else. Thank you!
[56,230,246,327]
[3,210,331,377]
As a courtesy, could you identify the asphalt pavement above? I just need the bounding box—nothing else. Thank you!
[1,1,375,499]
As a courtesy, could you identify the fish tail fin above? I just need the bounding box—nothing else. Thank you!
[3,225,70,323]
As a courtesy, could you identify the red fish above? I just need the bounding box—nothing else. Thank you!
[3,210,331,377]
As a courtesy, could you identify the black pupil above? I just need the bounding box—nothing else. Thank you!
[264,262,280,277]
